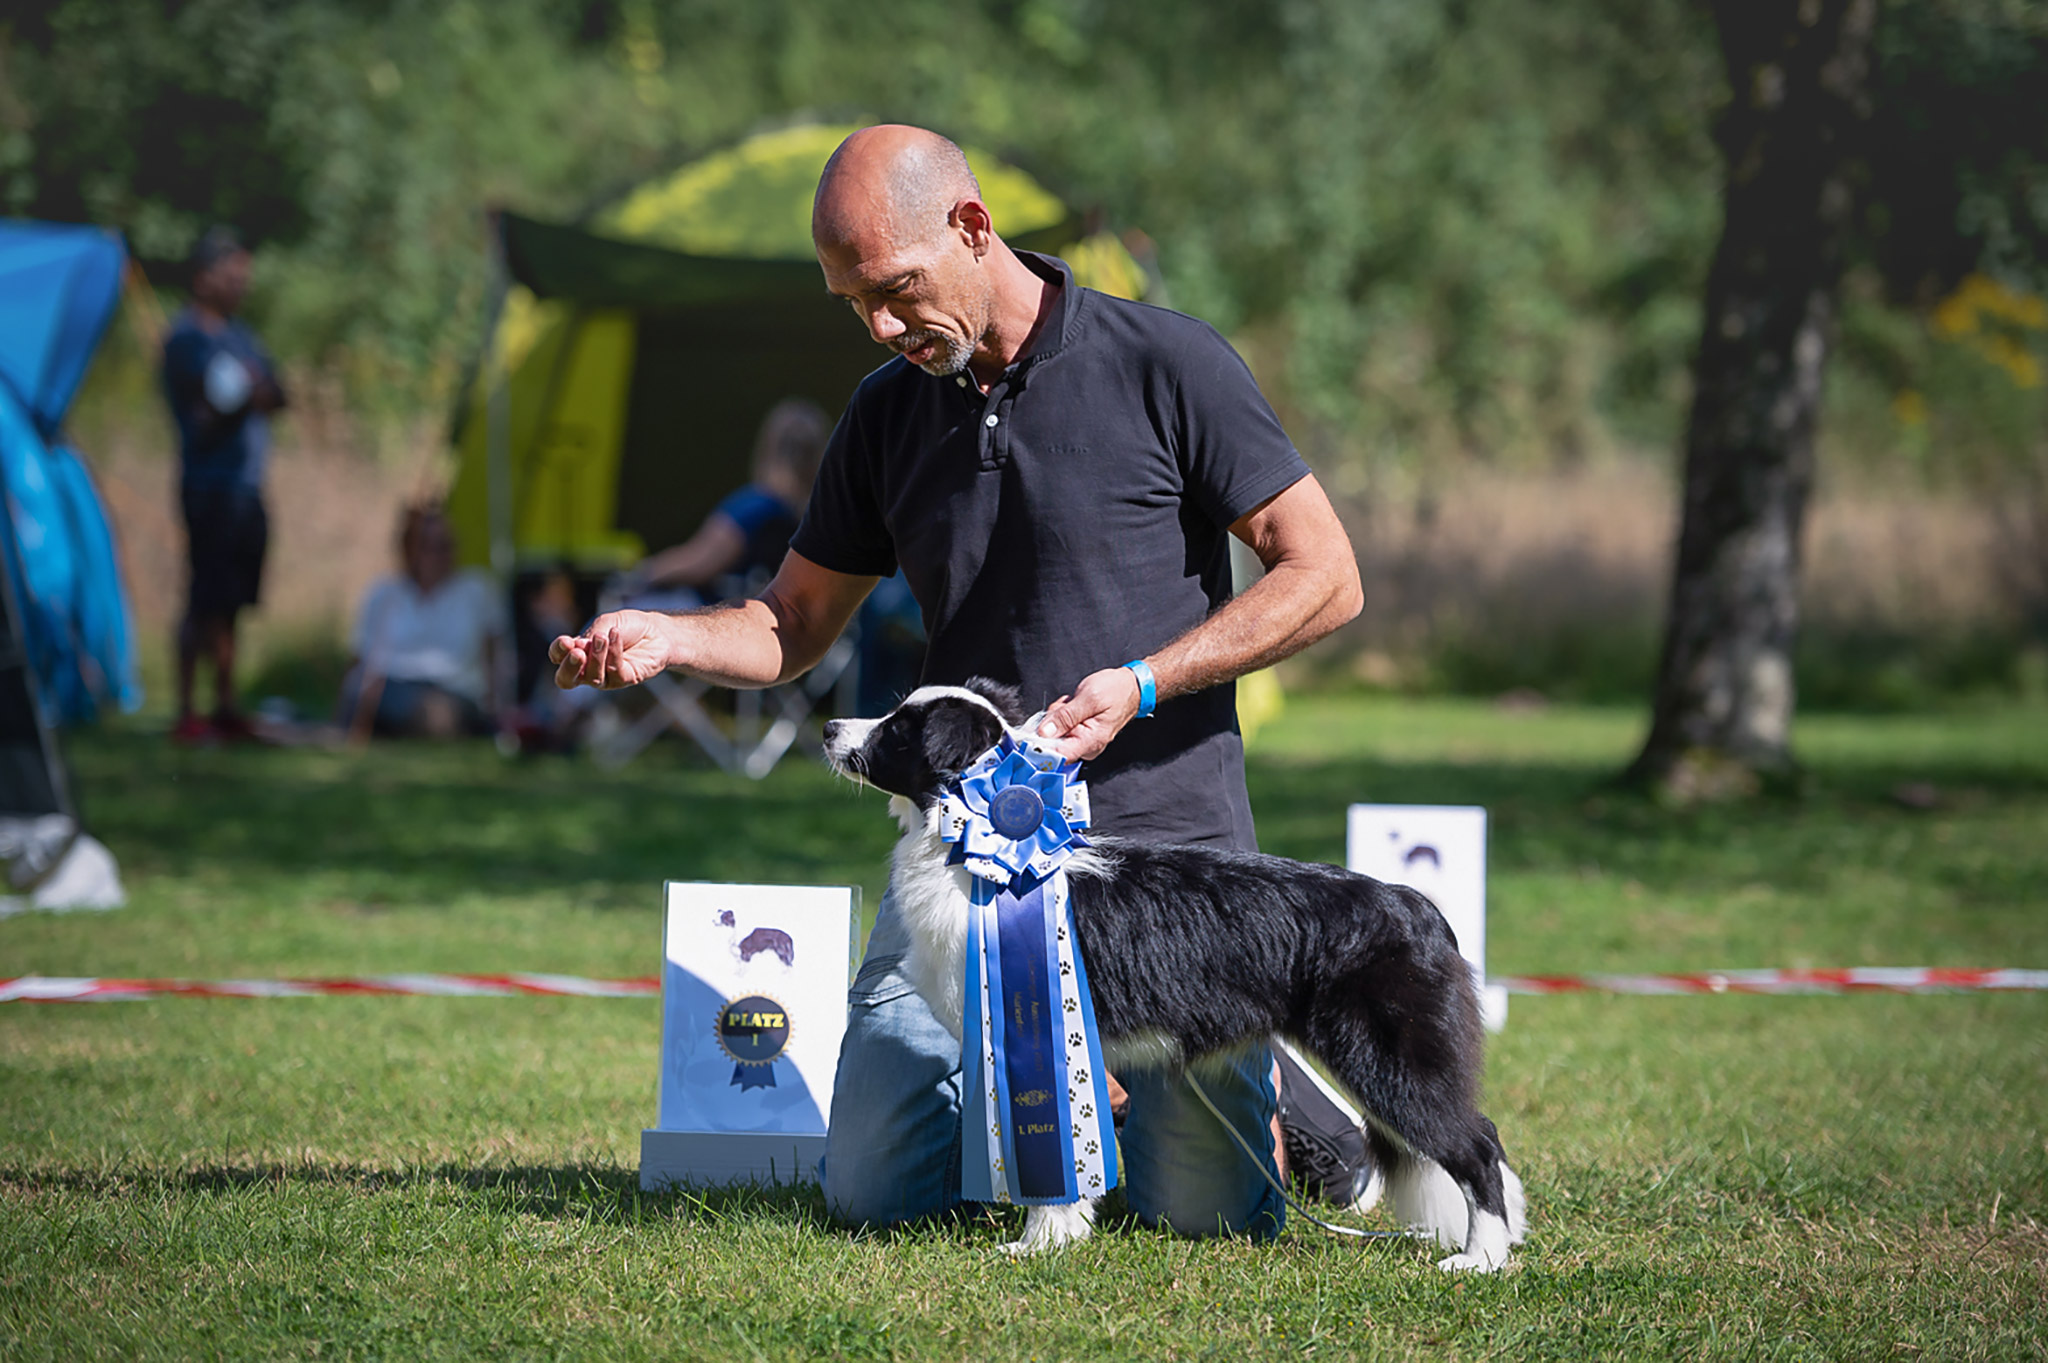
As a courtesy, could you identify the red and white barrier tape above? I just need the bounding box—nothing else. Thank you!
[0,974,659,1003]
[1496,967,2048,996]
[3,968,2044,1004]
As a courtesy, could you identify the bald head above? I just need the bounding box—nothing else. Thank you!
[813,125,983,251]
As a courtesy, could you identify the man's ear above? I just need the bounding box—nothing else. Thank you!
[953,198,993,257]
[923,703,1000,777]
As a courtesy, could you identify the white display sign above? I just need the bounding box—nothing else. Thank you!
[640,881,858,1190]
[1345,805,1507,1031]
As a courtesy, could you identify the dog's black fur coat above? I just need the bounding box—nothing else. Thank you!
[824,679,1520,1263]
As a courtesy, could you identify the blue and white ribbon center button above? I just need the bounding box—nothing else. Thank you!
[987,784,1047,840]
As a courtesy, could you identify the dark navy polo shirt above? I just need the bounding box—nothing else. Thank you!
[791,252,1309,850]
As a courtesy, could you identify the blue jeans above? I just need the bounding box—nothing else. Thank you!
[820,888,1286,1239]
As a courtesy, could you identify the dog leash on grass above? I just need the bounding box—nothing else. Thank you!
[1183,1072,1417,1242]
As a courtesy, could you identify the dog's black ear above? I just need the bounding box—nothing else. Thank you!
[961,676,1027,726]
[923,701,1003,777]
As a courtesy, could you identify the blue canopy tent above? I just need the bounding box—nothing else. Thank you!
[0,219,138,911]
[0,219,142,733]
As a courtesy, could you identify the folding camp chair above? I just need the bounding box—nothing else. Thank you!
[583,574,859,778]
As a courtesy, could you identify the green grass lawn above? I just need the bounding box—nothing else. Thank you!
[4,696,2045,1360]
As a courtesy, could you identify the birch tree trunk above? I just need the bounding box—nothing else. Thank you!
[1628,0,1877,799]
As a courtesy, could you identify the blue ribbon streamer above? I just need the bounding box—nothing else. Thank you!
[947,732,1115,1207]
[961,879,997,1204]
[1066,916,1120,1193]
[994,877,1070,1201]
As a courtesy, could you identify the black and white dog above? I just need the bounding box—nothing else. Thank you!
[822,681,1526,1271]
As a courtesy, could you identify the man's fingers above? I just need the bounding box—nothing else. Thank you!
[1038,697,1076,737]
[551,638,584,690]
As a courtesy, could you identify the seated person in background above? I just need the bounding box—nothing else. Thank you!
[339,506,509,740]
[612,398,831,609]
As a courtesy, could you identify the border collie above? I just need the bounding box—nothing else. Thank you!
[822,681,1526,1271]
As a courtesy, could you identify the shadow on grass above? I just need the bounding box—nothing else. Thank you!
[0,1157,1432,1258]
[0,1157,841,1228]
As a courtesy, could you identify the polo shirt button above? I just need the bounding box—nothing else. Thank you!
[956,376,968,388]
[984,414,998,428]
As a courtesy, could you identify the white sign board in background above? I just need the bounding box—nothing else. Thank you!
[640,881,858,1190]
[1346,805,1507,1031]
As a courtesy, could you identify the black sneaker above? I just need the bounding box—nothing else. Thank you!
[1273,1040,1379,1207]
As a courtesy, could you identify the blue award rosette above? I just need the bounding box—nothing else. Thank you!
[941,733,1119,1206]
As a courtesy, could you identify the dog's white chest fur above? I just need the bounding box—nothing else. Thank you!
[886,796,973,1039]
[884,794,1114,1047]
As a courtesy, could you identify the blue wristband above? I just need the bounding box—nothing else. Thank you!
[1122,659,1157,719]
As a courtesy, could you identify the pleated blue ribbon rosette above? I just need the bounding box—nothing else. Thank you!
[942,733,1119,1206]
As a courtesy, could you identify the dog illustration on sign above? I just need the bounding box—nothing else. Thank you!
[716,909,796,972]
[1395,836,1447,902]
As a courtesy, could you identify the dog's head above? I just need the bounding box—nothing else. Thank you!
[822,679,1026,805]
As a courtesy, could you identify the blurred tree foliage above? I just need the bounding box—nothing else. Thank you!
[1,0,2042,477]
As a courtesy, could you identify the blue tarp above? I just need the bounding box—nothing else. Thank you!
[0,220,142,722]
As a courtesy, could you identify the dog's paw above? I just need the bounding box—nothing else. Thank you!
[1435,1247,1510,1273]
[1001,1200,1096,1255]
[1435,1211,1514,1272]
[1501,1163,1528,1246]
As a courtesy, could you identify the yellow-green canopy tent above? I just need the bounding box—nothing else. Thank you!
[448,123,1149,576]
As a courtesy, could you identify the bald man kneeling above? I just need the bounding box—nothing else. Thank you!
[552,124,1362,1238]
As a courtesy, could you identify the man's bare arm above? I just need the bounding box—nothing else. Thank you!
[550,550,878,691]
[1038,474,1362,759]
[1152,473,1364,692]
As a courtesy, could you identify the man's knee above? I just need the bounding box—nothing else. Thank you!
[821,960,965,1232]
[821,1162,948,1231]
[1119,1056,1286,1241]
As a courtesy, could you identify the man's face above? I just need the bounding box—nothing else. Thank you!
[817,211,995,377]
[195,250,252,315]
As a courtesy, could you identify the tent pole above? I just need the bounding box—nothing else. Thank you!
[484,214,514,583]
[0,491,75,824]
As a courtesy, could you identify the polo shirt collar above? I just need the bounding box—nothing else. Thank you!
[1011,250,1081,366]
[932,249,1080,397]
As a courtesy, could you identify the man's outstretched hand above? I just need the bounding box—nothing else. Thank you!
[549,610,676,691]
[1036,665,1144,762]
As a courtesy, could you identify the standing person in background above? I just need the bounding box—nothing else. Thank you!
[160,227,285,744]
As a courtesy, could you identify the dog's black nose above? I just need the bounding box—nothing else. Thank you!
[823,720,845,743]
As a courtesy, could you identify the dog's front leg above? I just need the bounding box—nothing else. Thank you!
[1002,1199,1097,1256]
